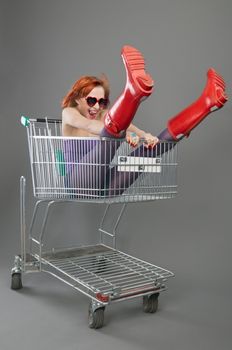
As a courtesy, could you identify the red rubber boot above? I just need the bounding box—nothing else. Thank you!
[104,45,154,137]
[167,68,228,140]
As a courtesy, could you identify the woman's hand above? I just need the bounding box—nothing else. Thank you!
[142,133,159,148]
[126,131,159,148]
[126,131,140,147]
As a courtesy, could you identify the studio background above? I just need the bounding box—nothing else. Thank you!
[1,0,231,349]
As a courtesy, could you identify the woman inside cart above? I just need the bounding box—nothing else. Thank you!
[61,45,228,196]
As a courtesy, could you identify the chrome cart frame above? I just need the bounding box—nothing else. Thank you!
[11,117,178,329]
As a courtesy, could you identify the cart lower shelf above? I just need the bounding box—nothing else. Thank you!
[12,244,174,328]
[37,244,174,303]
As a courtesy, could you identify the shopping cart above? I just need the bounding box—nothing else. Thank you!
[11,117,178,329]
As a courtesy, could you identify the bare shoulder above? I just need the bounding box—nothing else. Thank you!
[62,108,79,136]
[62,107,78,119]
[62,107,83,125]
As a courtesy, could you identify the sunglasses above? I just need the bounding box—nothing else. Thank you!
[85,96,109,109]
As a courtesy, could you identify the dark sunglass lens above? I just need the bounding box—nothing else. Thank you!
[99,98,108,108]
[86,97,97,107]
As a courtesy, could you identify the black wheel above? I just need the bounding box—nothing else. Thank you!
[88,305,105,329]
[11,273,23,290]
[143,293,159,313]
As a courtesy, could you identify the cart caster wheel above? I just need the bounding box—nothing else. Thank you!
[11,273,23,290]
[143,293,159,313]
[88,306,105,329]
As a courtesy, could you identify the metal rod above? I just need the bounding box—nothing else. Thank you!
[39,201,56,243]
[113,204,127,247]
[99,204,110,244]
[29,200,50,254]
[98,204,127,248]
[20,176,26,271]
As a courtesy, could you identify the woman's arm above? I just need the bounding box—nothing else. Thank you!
[127,123,146,138]
[62,107,104,135]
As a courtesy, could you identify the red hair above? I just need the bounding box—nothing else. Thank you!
[61,75,110,109]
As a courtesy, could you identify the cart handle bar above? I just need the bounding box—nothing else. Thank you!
[21,116,61,127]
[20,116,177,144]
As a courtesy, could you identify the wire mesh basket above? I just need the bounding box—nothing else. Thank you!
[24,117,178,203]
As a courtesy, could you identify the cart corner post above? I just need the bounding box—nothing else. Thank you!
[20,176,27,272]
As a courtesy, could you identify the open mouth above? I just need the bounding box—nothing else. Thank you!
[88,110,98,119]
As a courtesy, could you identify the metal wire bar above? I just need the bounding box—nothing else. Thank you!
[20,176,26,271]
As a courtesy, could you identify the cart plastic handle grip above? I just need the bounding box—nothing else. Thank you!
[21,116,31,127]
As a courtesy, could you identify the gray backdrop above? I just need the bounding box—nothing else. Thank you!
[1,0,231,349]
